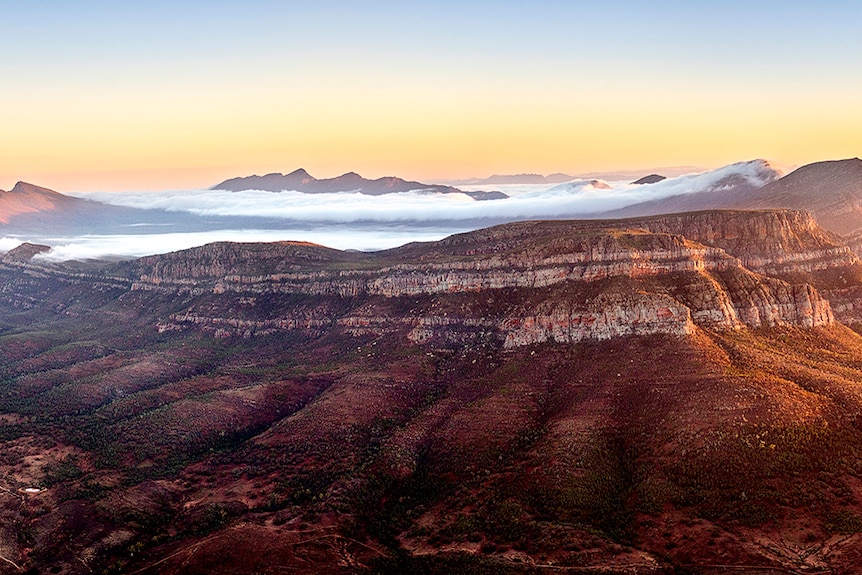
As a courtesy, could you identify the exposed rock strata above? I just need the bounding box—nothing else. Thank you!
[626,210,858,277]
[499,292,695,348]
[0,211,840,347]
[129,214,835,345]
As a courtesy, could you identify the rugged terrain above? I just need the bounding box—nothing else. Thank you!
[606,159,862,236]
[3,210,862,573]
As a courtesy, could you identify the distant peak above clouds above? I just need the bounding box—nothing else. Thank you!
[0,181,85,224]
[211,169,506,199]
[5,181,68,198]
[632,174,667,185]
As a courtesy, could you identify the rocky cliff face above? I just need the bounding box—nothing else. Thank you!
[0,210,840,347]
[114,212,837,346]
[628,210,856,275]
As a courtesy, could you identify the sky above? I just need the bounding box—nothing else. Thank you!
[1,1,860,192]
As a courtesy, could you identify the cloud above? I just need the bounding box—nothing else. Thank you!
[33,160,780,261]
[31,226,466,263]
[0,237,24,253]
[70,160,780,225]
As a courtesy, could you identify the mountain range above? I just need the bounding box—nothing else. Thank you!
[0,205,862,573]
[604,158,862,235]
[3,158,862,572]
[212,168,508,200]
[5,159,862,255]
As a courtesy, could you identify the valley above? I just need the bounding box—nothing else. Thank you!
[2,207,862,573]
[6,0,860,572]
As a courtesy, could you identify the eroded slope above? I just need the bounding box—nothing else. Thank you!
[0,211,862,574]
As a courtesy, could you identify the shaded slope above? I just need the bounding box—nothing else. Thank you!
[632,174,666,185]
[603,158,862,236]
[1,211,862,573]
[0,181,203,237]
[5,314,862,573]
[740,158,862,235]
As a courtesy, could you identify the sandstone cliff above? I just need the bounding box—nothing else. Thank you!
[627,210,857,277]
[118,213,836,345]
[0,211,840,347]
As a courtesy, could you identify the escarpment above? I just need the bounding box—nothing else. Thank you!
[625,209,859,279]
[0,211,842,347]
[116,213,836,345]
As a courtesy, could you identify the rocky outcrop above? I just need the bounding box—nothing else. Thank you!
[628,210,858,277]
[133,214,835,346]
[675,267,833,329]
[128,232,738,297]
[0,211,838,347]
[500,293,694,348]
[1,242,51,262]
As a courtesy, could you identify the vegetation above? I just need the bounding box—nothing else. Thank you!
[3,214,862,573]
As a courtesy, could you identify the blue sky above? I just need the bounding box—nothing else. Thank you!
[1,1,859,190]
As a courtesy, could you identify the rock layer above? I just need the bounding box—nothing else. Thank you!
[121,213,836,345]
[0,210,840,347]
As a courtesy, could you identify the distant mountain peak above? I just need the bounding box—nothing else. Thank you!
[632,174,667,185]
[0,181,83,224]
[1,242,51,262]
[211,169,507,199]
[8,181,64,196]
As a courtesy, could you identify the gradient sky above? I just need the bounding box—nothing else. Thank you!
[2,1,860,191]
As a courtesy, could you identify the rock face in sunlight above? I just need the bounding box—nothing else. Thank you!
[111,211,836,343]
[0,181,83,223]
[4,209,862,574]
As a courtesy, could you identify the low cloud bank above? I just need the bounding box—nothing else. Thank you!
[30,226,468,263]
[72,160,780,224]
[0,237,24,253]
[23,160,779,261]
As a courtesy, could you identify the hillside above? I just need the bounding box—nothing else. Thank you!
[603,159,862,236]
[741,158,862,235]
[0,181,85,223]
[0,181,196,237]
[2,211,862,573]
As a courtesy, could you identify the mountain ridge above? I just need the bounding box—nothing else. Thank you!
[3,209,862,573]
[602,158,862,235]
[212,169,508,200]
[0,181,86,223]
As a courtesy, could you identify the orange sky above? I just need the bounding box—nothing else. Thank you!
[2,2,859,192]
